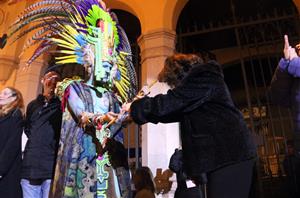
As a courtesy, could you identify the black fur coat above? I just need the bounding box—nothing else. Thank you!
[130,61,256,179]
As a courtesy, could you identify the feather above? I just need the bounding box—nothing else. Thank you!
[27,40,53,65]
[22,0,74,14]
[12,6,71,27]
[9,13,68,37]
[10,20,59,45]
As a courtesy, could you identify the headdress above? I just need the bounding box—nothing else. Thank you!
[9,0,137,102]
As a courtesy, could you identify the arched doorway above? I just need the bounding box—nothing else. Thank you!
[176,0,300,197]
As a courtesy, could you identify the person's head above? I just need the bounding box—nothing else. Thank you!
[84,10,118,86]
[41,69,61,98]
[0,87,24,116]
[158,53,203,88]
[133,166,155,193]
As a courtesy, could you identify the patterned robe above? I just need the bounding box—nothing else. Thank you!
[51,79,130,198]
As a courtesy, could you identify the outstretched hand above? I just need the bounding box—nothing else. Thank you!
[283,35,298,60]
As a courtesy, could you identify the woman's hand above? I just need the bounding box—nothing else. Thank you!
[95,112,118,124]
[122,102,132,112]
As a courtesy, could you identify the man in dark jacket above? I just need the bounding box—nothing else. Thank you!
[122,53,257,198]
[21,69,62,198]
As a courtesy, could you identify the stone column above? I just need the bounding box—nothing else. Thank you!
[138,28,179,197]
[14,59,45,106]
[0,55,18,89]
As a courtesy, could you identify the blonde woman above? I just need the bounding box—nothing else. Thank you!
[0,87,24,198]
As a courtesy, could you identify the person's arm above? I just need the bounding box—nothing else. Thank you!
[130,73,216,125]
[269,58,293,107]
[280,35,300,77]
[67,84,107,126]
[0,110,23,179]
[283,57,300,77]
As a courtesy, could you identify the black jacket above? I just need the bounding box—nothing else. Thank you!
[22,95,62,179]
[0,109,23,198]
[130,61,256,179]
[269,59,300,153]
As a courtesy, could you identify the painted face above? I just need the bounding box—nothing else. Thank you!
[99,61,113,83]
[0,88,16,106]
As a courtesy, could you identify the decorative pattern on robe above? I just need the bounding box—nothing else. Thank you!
[51,79,121,198]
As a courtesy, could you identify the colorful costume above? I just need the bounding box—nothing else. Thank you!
[10,0,137,197]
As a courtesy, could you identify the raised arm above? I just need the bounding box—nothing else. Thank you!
[269,35,297,107]
[130,71,216,125]
[279,35,300,77]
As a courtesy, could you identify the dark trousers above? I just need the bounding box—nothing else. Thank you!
[207,159,255,198]
[175,185,203,198]
[175,159,254,198]
[174,172,204,198]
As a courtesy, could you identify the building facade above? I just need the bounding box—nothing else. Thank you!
[1,0,300,197]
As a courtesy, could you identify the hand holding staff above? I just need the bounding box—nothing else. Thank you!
[105,80,158,128]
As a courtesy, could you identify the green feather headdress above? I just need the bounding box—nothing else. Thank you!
[9,0,137,102]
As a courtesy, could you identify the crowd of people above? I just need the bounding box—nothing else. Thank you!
[1,35,300,197]
[0,51,257,198]
[0,0,300,197]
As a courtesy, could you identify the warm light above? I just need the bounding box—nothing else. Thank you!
[0,57,17,84]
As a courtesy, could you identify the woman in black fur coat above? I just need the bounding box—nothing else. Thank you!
[122,53,257,198]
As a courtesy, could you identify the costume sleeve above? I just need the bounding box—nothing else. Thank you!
[0,110,23,178]
[269,58,293,107]
[130,73,215,125]
[67,85,86,118]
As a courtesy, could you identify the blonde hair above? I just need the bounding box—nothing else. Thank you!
[0,87,24,117]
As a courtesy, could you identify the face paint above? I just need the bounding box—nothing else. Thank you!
[85,19,115,85]
[0,88,16,106]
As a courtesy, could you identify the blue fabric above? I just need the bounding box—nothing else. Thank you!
[51,81,130,198]
[21,179,51,198]
[279,57,300,77]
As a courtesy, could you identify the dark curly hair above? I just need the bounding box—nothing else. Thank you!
[158,53,203,88]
